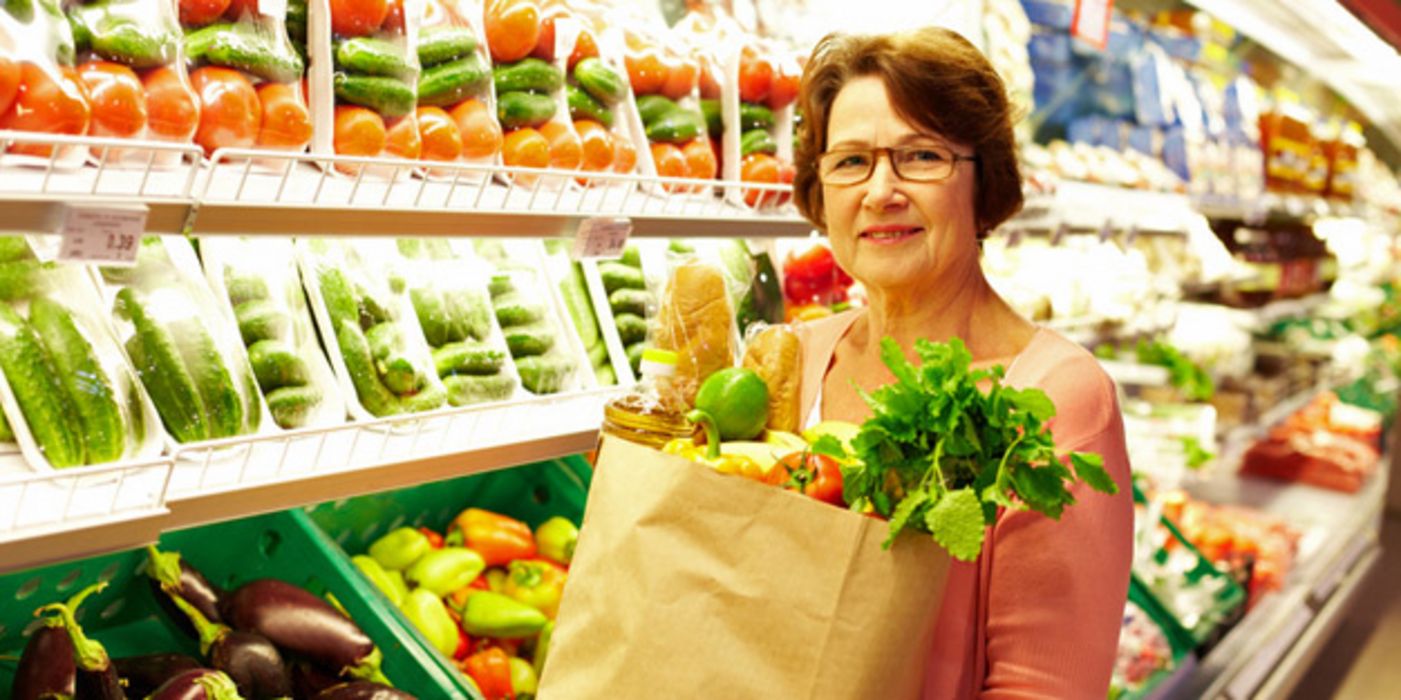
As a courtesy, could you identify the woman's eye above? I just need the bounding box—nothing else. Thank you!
[835,154,869,169]
[905,149,947,163]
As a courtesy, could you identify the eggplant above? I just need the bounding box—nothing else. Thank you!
[147,669,243,700]
[162,585,292,699]
[10,624,76,700]
[147,544,225,638]
[313,681,418,700]
[291,661,343,699]
[221,579,389,683]
[114,653,203,698]
[35,582,125,700]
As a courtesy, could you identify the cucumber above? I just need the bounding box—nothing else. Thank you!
[493,293,544,328]
[572,58,626,105]
[741,102,775,131]
[336,37,413,78]
[443,373,516,406]
[515,355,571,395]
[700,98,721,137]
[741,128,777,157]
[356,281,399,326]
[595,363,616,386]
[626,341,645,375]
[598,262,645,293]
[504,325,555,357]
[433,341,506,377]
[241,358,262,432]
[586,340,607,369]
[635,94,678,127]
[410,287,454,347]
[443,288,492,343]
[117,288,208,443]
[645,109,702,144]
[493,58,564,94]
[0,411,12,442]
[0,304,85,467]
[318,268,361,330]
[0,236,31,263]
[70,5,173,69]
[235,299,291,345]
[29,297,126,464]
[620,245,641,269]
[566,84,612,129]
[248,339,311,391]
[418,54,490,107]
[365,322,405,361]
[366,323,425,395]
[335,73,415,118]
[487,274,514,299]
[0,260,43,301]
[266,384,323,429]
[399,383,446,413]
[608,288,650,317]
[336,320,401,417]
[418,27,477,67]
[497,90,557,129]
[557,263,599,348]
[168,317,245,440]
[224,271,270,306]
[614,312,648,345]
[185,23,303,83]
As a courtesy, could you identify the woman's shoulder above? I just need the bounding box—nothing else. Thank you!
[791,308,864,346]
[1008,327,1120,445]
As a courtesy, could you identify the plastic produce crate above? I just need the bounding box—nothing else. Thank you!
[1114,578,1197,700]
[0,510,466,697]
[305,456,593,696]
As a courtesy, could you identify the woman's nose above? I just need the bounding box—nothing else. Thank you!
[862,156,906,210]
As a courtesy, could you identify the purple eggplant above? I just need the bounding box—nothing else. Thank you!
[313,681,418,700]
[115,653,204,697]
[35,582,125,700]
[147,545,225,638]
[146,669,242,700]
[10,623,76,700]
[161,586,292,699]
[221,579,389,683]
[291,661,343,699]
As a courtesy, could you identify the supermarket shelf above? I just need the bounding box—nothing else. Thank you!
[1008,182,1197,237]
[1192,192,1366,225]
[0,388,617,573]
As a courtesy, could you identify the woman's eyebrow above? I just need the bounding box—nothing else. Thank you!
[825,134,946,150]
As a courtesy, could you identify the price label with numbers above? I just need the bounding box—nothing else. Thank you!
[57,204,148,266]
[571,216,632,260]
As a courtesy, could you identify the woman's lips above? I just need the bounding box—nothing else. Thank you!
[859,227,923,244]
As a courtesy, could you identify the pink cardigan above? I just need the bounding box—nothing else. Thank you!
[795,311,1133,699]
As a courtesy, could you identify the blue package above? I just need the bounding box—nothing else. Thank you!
[1148,29,1202,63]
[1029,30,1074,67]
[1161,127,1191,181]
[1128,126,1159,157]
[1132,49,1173,127]
[1021,0,1074,30]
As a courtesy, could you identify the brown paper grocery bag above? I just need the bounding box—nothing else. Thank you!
[537,436,952,699]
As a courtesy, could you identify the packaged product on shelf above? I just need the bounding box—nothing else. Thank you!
[395,238,520,407]
[1109,585,1192,700]
[201,237,347,429]
[93,235,268,445]
[652,256,735,410]
[1155,488,1300,608]
[1241,391,1383,493]
[720,40,797,209]
[0,0,92,163]
[1131,499,1245,650]
[779,240,855,322]
[310,0,420,174]
[623,18,715,194]
[472,238,589,396]
[540,239,625,386]
[559,7,645,187]
[299,238,447,418]
[414,0,499,177]
[0,236,162,470]
[62,0,199,165]
[180,0,310,157]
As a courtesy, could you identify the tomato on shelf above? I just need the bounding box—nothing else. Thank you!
[188,66,260,156]
[330,0,390,37]
[417,106,464,162]
[254,82,312,150]
[768,64,800,111]
[650,142,688,191]
[0,64,92,157]
[681,138,717,181]
[223,0,258,20]
[573,119,614,184]
[624,48,667,96]
[738,46,773,104]
[540,120,581,171]
[451,98,504,160]
[486,0,541,64]
[612,135,637,173]
[333,104,387,160]
[142,66,199,141]
[180,0,233,27]
[531,4,571,63]
[384,115,422,160]
[0,54,19,118]
[78,61,148,139]
[568,28,599,71]
[502,126,550,170]
[381,0,407,32]
[660,54,697,101]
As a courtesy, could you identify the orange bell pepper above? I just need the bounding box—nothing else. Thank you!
[447,508,537,567]
[462,647,514,700]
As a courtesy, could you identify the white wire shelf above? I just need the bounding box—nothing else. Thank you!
[1005,182,1198,238]
[0,387,618,573]
[0,132,813,239]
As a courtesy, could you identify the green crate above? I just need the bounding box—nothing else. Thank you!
[305,456,593,697]
[0,510,467,698]
[1113,578,1196,700]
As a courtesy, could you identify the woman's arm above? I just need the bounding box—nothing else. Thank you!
[979,380,1134,699]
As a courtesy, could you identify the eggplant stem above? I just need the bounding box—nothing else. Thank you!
[345,645,391,685]
[195,670,243,700]
[167,587,229,656]
[686,409,722,460]
[145,544,184,589]
[35,582,111,673]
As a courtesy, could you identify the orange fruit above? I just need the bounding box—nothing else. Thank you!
[650,142,688,192]
[568,29,599,71]
[450,98,503,160]
[189,66,260,156]
[572,119,613,185]
[384,114,421,160]
[740,152,781,208]
[485,0,540,63]
[330,0,389,37]
[142,66,199,141]
[625,49,667,96]
[334,105,386,158]
[0,63,91,156]
[539,120,580,171]
[78,61,147,138]
[255,82,311,150]
[612,136,637,174]
[416,106,463,162]
[681,138,717,181]
[660,55,698,101]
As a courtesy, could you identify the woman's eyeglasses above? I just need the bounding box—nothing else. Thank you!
[817,145,978,186]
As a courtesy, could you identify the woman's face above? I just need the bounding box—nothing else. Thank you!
[821,76,981,296]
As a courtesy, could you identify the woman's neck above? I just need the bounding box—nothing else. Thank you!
[861,262,995,354]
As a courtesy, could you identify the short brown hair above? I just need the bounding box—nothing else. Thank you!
[793,27,1023,236]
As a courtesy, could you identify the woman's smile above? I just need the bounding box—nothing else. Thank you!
[859,224,925,245]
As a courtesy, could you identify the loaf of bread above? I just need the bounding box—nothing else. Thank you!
[655,261,735,411]
[742,325,801,433]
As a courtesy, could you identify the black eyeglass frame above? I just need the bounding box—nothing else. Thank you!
[817,146,980,186]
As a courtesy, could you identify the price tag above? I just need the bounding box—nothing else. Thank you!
[1071,0,1114,50]
[571,216,632,260]
[57,204,147,266]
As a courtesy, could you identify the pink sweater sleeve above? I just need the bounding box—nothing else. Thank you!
[978,353,1134,699]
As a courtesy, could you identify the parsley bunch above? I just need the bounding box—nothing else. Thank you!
[833,338,1118,561]
[1136,339,1214,402]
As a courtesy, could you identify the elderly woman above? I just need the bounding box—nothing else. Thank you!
[791,27,1134,698]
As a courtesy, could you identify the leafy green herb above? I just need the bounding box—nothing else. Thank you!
[1180,436,1214,470]
[837,337,1118,561]
[1136,339,1214,402]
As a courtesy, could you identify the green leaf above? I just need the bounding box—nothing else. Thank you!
[885,490,929,548]
[810,434,848,462]
[879,337,918,386]
[1070,452,1118,494]
[1008,464,1074,520]
[925,488,985,561]
[1006,387,1057,423]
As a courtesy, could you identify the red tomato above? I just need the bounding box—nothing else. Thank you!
[777,451,844,505]
[660,54,698,101]
[78,61,147,138]
[738,46,773,104]
[739,151,780,208]
[330,0,389,38]
[681,138,716,181]
[180,0,232,26]
[189,66,261,156]
[254,82,312,150]
[382,0,406,31]
[142,66,200,141]
[0,54,19,118]
[0,63,92,157]
[698,55,721,100]
[223,0,257,19]
[531,5,570,62]
[767,65,800,111]
[485,0,540,63]
[568,28,599,71]
[624,49,667,96]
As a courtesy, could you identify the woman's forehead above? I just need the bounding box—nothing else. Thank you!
[827,77,940,145]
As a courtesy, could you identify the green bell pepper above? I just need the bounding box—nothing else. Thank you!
[406,547,486,597]
[460,590,549,638]
[534,517,578,566]
[369,526,431,570]
[353,555,404,607]
[400,588,459,657]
